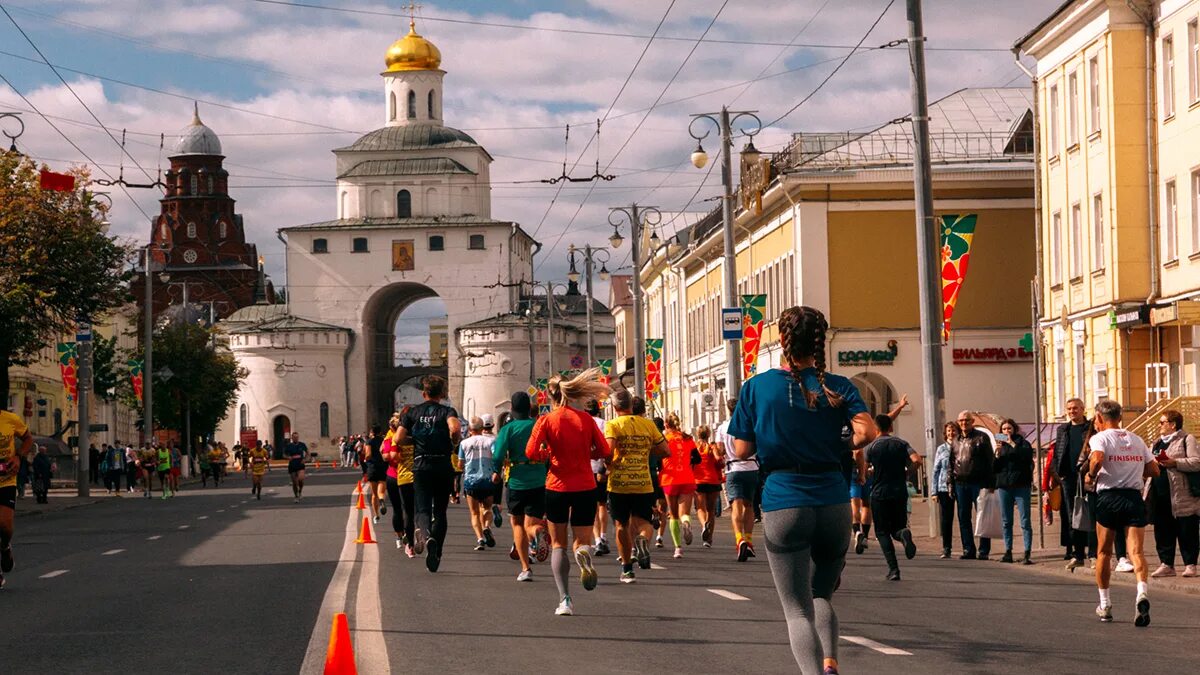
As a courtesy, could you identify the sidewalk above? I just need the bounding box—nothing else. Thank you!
[906,495,1200,598]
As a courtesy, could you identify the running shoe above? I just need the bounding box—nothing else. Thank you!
[412,528,427,555]
[594,539,610,556]
[900,529,917,560]
[620,571,636,584]
[396,538,404,550]
[535,529,551,563]
[0,573,4,589]
[854,531,867,555]
[746,543,756,559]
[1115,557,1134,573]
[682,520,693,545]
[702,520,714,546]
[1184,565,1198,577]
[373,515,380,524]
[1096,603,1113,622]
[650,512,661,530]
[405,544,415,559]
[576,548,598,591]
[655,535,664,549]
[474,539,486,551]
[492,504,502,528]
[380,503,387,516]
[509,543,520,561]
[633,535,652,570]
[673,547,684,559]
[886,568,901,581]
[555,596,574,616]
[1134,594,1151,628]
[737,540,751,563]
[425,538,442,573]
[1066,558,1083,572]
[1151,563,1177,578]
[1,545,13,573]
[517,569,533,582]
[483,528,496,548]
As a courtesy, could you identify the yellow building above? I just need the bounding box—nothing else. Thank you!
[638,88,1038,441]
[1017,0,1200,424]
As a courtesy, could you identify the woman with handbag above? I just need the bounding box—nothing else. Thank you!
[1149,409,1200,578]
[994,419,1035,564]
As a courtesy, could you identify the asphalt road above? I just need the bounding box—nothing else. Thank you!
[5,469,1199,674]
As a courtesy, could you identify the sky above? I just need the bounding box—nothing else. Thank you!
[0,0,1060,297]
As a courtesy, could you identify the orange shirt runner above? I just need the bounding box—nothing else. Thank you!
[525,406,612,493]
[693,441,724,485]
[660,430,698,489]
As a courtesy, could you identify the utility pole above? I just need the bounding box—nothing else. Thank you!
[527,301,536,385]
[75,320,92,497]
[144,248,154,449]
[583,245,595,366]
[1031,280,1045,550]
[906,0,946,538]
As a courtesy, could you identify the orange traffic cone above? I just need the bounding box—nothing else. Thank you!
[353,480,362,495]
[323,612,358,675]
[314,459,320,469]
[354,516,376,544]
[355,491,366,510]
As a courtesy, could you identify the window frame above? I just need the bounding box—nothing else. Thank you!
[428,234,444,251]
[1192,169,1200,255]
[312,237,328,254]
[1067,70,1080,147]
[319,402,330,438]
[407,90,417,120]
[1165,179,1179,262]
[396,190,412,218]
[1088,56,1101,134]
[1048,83,1060,157]
[1164,34,1176,119]
[1070,202,1083,278]
[1189,20,1199,104]
[1092,193,1105,271]
[468,234,485,250]
[352,237,369,253]
[1050,210,1063,285]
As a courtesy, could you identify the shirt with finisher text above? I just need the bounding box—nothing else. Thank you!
[1088,428,1154,492]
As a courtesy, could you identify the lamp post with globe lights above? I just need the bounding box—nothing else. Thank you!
[607,204,661,399]
[567,244,612,367]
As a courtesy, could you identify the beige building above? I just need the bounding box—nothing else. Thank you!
[1016,0,1200,428]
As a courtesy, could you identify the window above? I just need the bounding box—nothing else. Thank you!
[1048,84,1060,155]
[189,174,198,194]
[389,91,397,121]
[1094,364,1110,400]
[1165,180,1178,261]
[428,235,444,251]
[428,90,435,118]
[1193,170,1200,254]
[1050,210,1063,284]
[469,234,485,250]
[1164,35,1176,118]
[1092,194,1105,270]
[1190,21,1199,103]
[1089,56,1101,134]
[207,176,214,194]
[1074,342,1087,402]
[312,238,328,254]
[186,222,197,238]
[1055,347,1067,410]
[218,221,227,239]
[1070,203,1083,278]
[319,402,330,438]
[1067,70,1079,146]
[407,90,416,119]
[396,189,411,218]
[239,403,248,430]
[352,237,369,253]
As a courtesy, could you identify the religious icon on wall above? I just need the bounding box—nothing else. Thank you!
[392,239,415,271]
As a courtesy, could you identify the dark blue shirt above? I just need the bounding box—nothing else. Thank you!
[728,368,866,511]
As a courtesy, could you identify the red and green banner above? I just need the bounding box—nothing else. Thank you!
[597,359,613,386]
[39,169,76,192]
[644,339,663,399]
[740,294,767,380]
[939,214,978,341]
[128,359,144,403]
[57,342,78,402]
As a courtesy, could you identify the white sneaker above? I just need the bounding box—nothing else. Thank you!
[1151,563,1176,578]
[673,547,684,559]
[555,597,573,616]
[1115,557,1134,573]
[517,569,533,582]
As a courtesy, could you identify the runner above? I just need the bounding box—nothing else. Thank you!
[169,445,182,495]
[660,413,699,559]
[525,369,612,616]
[198,445,212,488]
[459,416,499,550]
[864,414,921,581]
[384,412,417,556]
[587,399,611,556]
[717,397,759,561]
[493,392,550,581]
[155,444,173,499]
[241,444,252,477]
[0,403,34,590]
[396,375,461,573]
[1085,399,1159,626]
[849,447,871,555]
[364,426,388,522]
[249,441,270,499]
[727,306,877,675]
[212,443,228,487]
[137,445,156,498]
[604,389,668,583]
[693,425,725,549]
[449,437,464,505]
[285,432,308,503]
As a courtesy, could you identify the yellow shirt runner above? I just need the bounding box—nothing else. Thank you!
[604,415,665,495]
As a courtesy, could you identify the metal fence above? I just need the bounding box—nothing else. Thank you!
[771,129,1034,172]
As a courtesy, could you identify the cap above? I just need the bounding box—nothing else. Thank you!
[481,413,495,428]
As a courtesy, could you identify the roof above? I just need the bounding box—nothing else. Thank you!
[1013,0,1078,52]
[335,124,481,153]
[172,103,222,157]
[337,157,475,179]
[222,303,289,325]
[282,216,522,232]
[228,314,348,334]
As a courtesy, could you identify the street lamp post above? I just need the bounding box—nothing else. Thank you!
[608,205,662,399]
[688,107,761,399]
[567,244,612,367]
[529,281,569,377]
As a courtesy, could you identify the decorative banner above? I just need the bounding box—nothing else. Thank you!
[596,359,613,386]
[57,342,79,402]
[535,378,549,407]
[939,214,978,341]
[740,295,767,380]
[570,354,584,369]
[128,358,144,403]
[39,169,76,192]
[644,339,663,399]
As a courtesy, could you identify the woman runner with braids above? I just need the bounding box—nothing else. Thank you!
[728,307,877,675]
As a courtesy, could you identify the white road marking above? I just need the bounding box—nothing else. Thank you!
[650,563,667,570]
[352,516,390,672]
[39,570,69,579]
[178,525,190,530]
[217,509,225,513]
[841,635,913,656]
[101,549,125,556]
[299,492,366,674]
[706,588,750,601]
[197,516,209,520]
[147,535,162,541]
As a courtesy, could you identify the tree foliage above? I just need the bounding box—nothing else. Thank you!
[144,320,245,443]
[0,152,131,398]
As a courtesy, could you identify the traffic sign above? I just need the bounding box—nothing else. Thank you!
[76,321,92,342]
[527,386,538,397]
[88,423,109,432]
[721,308,742,340]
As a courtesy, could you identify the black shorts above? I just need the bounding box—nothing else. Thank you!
[1094,488,1148,529]
[0,486,15,510]
[507,487,546,520]
[288,459,306,474]
[594,477,608,504]
[366,462,387,483]
[157,469,170,480]
[464,484,494,501]
[608,491,656,524]
[545,489,598,527]
[870,496,909,535]
[697,482,723,494]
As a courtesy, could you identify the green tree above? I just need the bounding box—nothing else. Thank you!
[0,153,131,399]
[149,320,245,449]
[91,333,119,401]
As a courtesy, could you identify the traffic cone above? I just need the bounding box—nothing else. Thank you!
[354,515,376,544]
[314,459,320,469]
[353,480,362,495]
[355,491,366,510]
[323,612,357,675]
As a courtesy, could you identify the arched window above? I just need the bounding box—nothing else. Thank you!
[189,174,198,195]
[340,191,349,217]
[218,221,227,239]
[319,402,330,438]
[186,222,197,238]
[239,403,248,430]
[389,91,397,121]
[407,90,417,119]
[396,189,412,218]
[427,90,435,118]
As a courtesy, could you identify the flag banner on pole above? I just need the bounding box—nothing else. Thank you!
[644,339,663,399]
[740,295,767,380]
[128,358,144,403]
[39,169,76,192]
[939,214,978,341]
[535,378,549,407]
[57,342,79,402]
[597,359,613,386]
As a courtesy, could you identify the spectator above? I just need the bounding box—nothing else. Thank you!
[103,443,125,494]
[88,444,101,485]
[1054,398,1094,567]
[994,419,1035,565]
[16,450,30,499]
[950,411,995,560]
[31,445,53,504]
[932,422,958,559]
[1149,409,1200,578]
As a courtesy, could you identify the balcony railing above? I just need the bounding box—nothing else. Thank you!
[771,129,1034,173]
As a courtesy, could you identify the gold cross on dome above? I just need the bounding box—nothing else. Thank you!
[402,2,423,23]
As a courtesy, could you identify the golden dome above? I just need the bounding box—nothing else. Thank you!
[385,21,441,72]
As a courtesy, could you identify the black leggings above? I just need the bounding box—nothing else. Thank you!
[386,477,415,542]
[414,467,452,544]
[936,492,955,552]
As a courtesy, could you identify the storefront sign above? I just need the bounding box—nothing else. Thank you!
[838,341,898,367]
[1149,304,1178,326]
[1110,305,1149,329]
[952,346,1034,364]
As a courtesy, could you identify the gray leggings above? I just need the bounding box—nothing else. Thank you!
[764,502,851,675]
